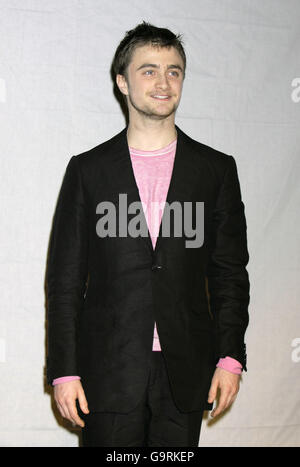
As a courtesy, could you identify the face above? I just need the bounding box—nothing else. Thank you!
[116,44,185,121]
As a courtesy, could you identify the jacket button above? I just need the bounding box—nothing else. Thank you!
[151,264,162,271]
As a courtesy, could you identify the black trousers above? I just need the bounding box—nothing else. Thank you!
[79,351,204,447]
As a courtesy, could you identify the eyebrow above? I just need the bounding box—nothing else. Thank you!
[136,63,184,73]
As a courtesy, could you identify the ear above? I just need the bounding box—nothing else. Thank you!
[116,74,129,96]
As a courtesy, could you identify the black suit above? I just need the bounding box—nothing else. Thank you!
[46,125,250,415]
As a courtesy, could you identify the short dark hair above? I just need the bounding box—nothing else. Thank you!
[112,21,186,80]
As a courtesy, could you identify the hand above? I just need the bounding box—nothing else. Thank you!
[207,367,240,418]
[54,380,89,427]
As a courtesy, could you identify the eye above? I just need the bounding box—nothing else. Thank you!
[144,70,154,76]
[169,70,179,77]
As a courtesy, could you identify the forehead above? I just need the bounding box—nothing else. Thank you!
[129,44,184,68]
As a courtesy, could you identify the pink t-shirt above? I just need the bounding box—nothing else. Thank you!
[53,137,242,385]
[129,138,177,351]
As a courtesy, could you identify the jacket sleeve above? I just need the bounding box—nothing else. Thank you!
[46,155,89,384]
[206,155,250,371]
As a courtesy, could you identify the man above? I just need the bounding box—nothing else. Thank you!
[46,22,250,447]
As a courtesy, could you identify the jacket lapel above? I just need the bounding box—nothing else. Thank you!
[109,124,193,255]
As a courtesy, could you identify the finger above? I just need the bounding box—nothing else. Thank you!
[56,400,67,420]
[54,390,71,420]
[207,381,218,403]
[58,402,75,426]
[211,391,228,417]
[55,396,71,421]
[226,392,237,409]
[211,390,237,418]
[67,400,85,428]
[78,389,89,415]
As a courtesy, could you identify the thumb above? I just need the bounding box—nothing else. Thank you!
[78,387,89,414]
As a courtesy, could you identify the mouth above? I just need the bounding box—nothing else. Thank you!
[151,95,171,101]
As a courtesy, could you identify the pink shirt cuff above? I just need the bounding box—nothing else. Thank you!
[216,356,242,375]
[52,376,81,386]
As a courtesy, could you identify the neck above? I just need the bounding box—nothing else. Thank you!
[126,119,177,151]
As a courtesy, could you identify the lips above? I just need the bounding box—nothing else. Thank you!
[151,95,170,100]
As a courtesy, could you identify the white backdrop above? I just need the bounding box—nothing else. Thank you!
[0,0,299,447]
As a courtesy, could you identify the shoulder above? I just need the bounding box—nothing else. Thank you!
[72,127,127,170]
[176,125,235,178]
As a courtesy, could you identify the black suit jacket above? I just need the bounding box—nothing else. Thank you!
[46,125,250,413]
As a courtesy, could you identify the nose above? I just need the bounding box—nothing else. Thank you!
[155,71,170,90]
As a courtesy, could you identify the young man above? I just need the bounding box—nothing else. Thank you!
[46,22,250,447]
